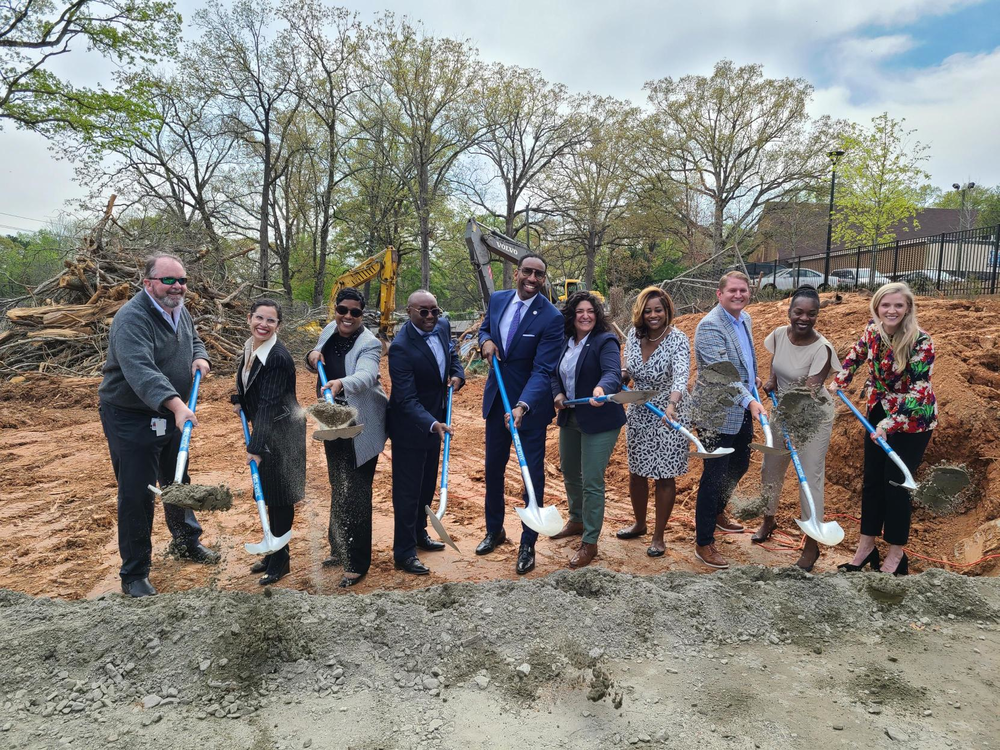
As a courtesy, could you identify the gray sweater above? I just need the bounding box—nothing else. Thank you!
[98,291,210,415]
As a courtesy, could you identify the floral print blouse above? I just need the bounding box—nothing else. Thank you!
[832,320,937,434]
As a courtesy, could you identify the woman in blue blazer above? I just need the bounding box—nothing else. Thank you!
[550,292,626,568]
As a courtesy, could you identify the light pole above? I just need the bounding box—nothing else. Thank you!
[822,149,846,287]
[952,182,975,230]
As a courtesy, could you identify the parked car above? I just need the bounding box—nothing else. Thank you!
[759,267,839,291]
[897,269,960,288]
[830,268,891,288]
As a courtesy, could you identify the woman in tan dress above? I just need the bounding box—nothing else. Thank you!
[751,285,841,571]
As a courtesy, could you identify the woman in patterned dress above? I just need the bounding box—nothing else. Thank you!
[828,282,937,576]
[617,286,692,557]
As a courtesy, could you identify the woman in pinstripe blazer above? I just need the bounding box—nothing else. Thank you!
[234,298,306,585]
[307,288,388,588]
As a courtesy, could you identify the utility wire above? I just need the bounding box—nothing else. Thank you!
[0,210,50,224]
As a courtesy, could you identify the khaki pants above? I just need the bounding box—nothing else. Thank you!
[761,423,831,521]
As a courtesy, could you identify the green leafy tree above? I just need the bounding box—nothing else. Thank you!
[644,60,837,258]
[832,113,930,247]
[932,183,1000,229]
[0,0,181,141]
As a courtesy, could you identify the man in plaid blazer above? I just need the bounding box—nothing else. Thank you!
[692,271,768,570]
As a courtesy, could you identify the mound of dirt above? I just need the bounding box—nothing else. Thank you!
[0,569,996,749]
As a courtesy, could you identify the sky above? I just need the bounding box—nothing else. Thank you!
[2,0,999,234]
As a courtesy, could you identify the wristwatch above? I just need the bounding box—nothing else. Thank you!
[516,401,530,414]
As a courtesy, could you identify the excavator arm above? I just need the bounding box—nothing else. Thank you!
[464,218,550,308]
[327,246,399,339]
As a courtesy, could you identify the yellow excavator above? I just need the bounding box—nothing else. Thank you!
[326,246,399,339]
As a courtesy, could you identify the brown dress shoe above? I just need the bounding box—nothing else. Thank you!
[716,513,745,533]
[695,543,729,569]
[569,542,598,568]
[551,520,584,540]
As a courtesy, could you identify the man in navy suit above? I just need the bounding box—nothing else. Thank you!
[477,254,564,574]
[388,290,465,575]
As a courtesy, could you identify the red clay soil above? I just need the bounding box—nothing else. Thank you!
[1,293,998,601]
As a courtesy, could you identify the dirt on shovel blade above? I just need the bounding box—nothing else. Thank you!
[306,401,357,430]
[161,483,233,511]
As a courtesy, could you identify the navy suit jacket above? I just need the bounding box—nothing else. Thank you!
[388,319,465,447]
[478,289,563,429]
[551,331,626,434]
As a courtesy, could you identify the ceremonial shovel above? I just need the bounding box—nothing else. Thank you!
[311,359,364,441]
[240,408,292,555]
[768,391,845,546]
[491,357,564,537]
[621,386,733,459]
[750,385,787,456]
[836,390,918,490]
[424,384,460,552]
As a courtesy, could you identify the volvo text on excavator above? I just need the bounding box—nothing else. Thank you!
[464,218,604,308]
[327,246,399,339]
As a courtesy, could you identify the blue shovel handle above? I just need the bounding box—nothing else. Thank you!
[440,384,454,494]
[835,389,893,455]
[563,394,611,406]
[769,391,808,484]
[491,357,530,473]
[315,360,335,403]
[622,385,683,431]
[239,408,265,506]
[173,369,202,484]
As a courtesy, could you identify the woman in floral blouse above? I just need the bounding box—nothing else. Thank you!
[829,282,936,575]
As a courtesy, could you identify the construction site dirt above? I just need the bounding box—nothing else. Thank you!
[1,292,999,749]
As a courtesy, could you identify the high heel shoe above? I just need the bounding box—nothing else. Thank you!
[837,547,880,572]
[884,553,908,576]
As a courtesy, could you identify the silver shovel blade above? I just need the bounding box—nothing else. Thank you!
[516,504,564,537]
[245,530,292,556]
[424,506,461,553]
[608,389,658,405]
[692,447,735,459]
[751,442,790,455]
[795,517,845,547]
[312,424,364,442]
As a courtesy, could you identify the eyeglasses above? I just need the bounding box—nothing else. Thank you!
[519,268,546,278]
[335,305,364,318]
[251,313,279,325]
[411,307,442,318]
[149,276,188,286]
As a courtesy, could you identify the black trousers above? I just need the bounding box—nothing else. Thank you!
[861,404,932,545]
[100,403,203,582]
[391,434,440,562]
[324,439,378,576]
[694,412,753,547]
[484,401,546,547]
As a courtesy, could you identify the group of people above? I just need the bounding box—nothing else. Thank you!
[99,253,936,598]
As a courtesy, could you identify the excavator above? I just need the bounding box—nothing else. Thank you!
[464,218,604,308]
[326,245,399,339]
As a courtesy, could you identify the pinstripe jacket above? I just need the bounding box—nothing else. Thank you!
[693,304,757,435]
[309,325,388,466]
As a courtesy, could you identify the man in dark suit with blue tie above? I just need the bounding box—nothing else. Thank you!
[477,254,564,574]
[388,290,466,575]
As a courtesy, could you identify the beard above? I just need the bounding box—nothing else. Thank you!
[156,290,185,309]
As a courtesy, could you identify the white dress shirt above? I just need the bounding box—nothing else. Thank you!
[241,333,277,389]
[559,333,591,399]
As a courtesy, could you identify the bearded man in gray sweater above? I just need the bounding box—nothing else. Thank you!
[99,254,217,598]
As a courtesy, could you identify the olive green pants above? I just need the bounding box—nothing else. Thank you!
[559,411,622,544]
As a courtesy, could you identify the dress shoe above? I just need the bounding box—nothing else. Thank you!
[250,555,271,574]
[259,559,289,586]
[416,534,446,552]
[339,573,366,588]
[121,578,157,598]
[716,514,744,533]
[751,516,777,544]
[694,543,730,569]
[837,547,880,573]
[170,540,220,564]
[551,520,584,540]
[615,524,647,540]
[515,544,535,575]
[475,529,507,556]
[394,556,430,575]
[569,542,597,569]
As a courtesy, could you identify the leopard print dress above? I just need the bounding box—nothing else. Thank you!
[625,326,691,479]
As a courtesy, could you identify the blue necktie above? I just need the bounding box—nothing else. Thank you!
[505,301,523,352]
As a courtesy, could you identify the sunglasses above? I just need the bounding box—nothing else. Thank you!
[519,268,546,278]
[412,307,442,318]
[335,305,364,318]
[149,276,188,285]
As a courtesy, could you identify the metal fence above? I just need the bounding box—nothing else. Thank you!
[757,224,1000,297]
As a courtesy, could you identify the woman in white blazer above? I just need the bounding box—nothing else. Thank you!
[307,288,388,588]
